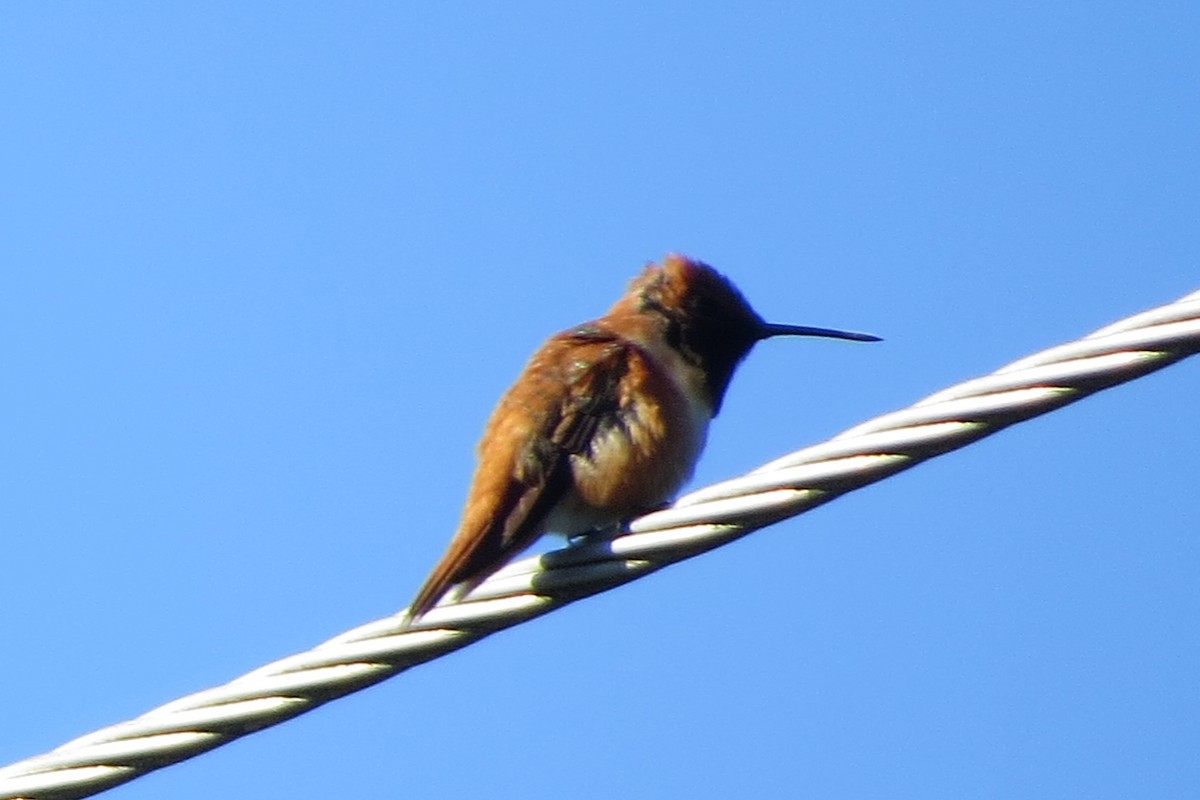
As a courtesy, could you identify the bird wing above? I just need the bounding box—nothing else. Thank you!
[406,326,628,620]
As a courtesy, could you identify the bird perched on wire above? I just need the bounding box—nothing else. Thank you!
[406,254,879,621]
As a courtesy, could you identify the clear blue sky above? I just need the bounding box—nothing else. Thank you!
[3,4,1198,798]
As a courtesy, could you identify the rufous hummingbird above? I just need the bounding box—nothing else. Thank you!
[406,254,879,621]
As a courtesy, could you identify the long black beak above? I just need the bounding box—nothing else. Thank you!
[760,322,882,343]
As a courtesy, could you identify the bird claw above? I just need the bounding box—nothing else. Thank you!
[567,523,624,546]
[567,503,671,546]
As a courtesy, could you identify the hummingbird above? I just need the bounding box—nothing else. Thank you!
[406,254,879,621]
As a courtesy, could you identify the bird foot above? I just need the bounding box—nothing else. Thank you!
[567,523,623,546]
[566,502,672,546]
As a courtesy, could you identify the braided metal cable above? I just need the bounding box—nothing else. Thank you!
[2,287,1198,800]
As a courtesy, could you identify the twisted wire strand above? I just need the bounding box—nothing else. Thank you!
[2,288,1198,800]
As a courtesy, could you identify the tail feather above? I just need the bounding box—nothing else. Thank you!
[406,531,501,621]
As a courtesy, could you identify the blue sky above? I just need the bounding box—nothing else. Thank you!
[2,4,1198,798]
